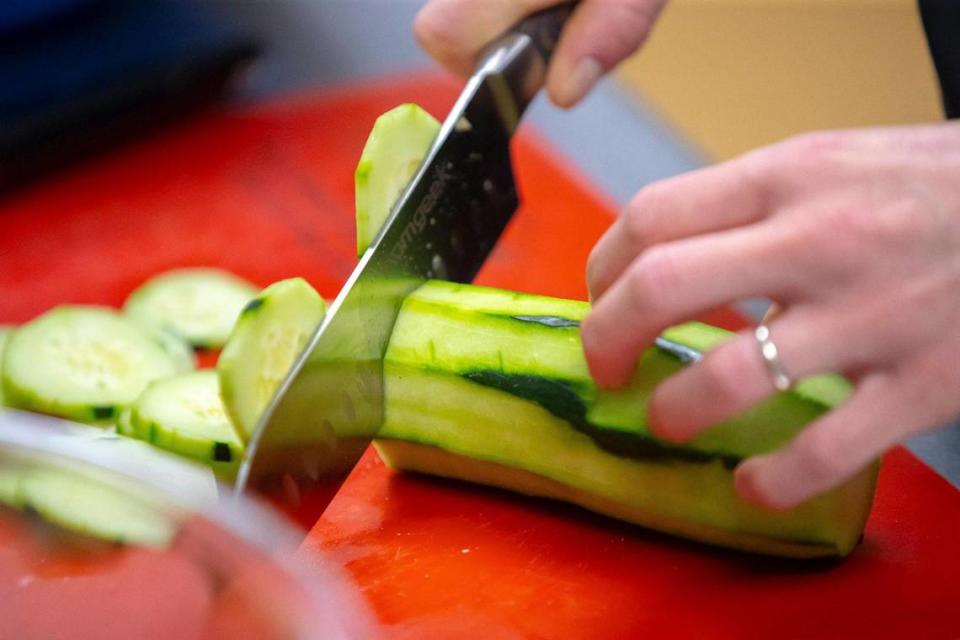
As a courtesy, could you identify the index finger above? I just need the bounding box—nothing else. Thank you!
[587,156,772,303]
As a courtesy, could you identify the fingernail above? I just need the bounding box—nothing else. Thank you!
[553,57,602,108]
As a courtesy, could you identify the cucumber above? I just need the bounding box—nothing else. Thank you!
[355,103,440,256]
[18,466,175,547]
[0,326,12,406]
[1,307,179,424]
[0,414,217,544]
[116,405,135,437]
[0,466,22,509]
[128,370,243,480]
[218,278,327,441]
[374,280,878,558]
[123,268,259,349]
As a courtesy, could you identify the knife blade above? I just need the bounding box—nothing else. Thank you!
[236,4,577,502]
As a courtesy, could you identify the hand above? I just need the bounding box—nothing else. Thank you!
[414,0,667,108]
[581,123,960,509]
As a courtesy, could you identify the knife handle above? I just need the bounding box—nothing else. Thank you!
[512,2,578,65]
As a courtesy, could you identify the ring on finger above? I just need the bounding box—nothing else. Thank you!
[755,324,793,391]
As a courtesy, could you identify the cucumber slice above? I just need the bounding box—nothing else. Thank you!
[1,307,178,423]
[218,278,327,441]
[355,103,440,256]
[19,466,175,547]
[116,406,136,437]
[0,326,12,406]
[123,268,259,349]
[129,370,243,480]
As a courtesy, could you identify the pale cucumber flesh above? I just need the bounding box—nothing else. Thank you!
[355,103,440,256]
[123,267,258,349]
[217,277,327,441]
[1,306,179,424]
[129,370,243,480]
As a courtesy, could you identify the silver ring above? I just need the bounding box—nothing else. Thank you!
[754,324,792,391]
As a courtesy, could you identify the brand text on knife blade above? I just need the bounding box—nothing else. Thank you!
[390,163,452,262]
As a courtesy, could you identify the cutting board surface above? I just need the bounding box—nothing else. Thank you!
[0,75,958,639]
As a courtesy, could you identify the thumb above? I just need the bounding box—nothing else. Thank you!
[547,0,667,108]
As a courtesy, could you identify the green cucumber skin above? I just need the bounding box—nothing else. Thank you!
[128,371,243,481]
[460,369,739,469]
[377,280,874,556]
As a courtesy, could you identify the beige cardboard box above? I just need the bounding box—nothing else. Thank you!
[618,0,943,160]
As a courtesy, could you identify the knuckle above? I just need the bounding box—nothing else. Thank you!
[872,196,938,246]
[700,346,753,408]
[625,184,669,245]
[826,195,932,252]
[780,130,850,165]
[626,248,678,314]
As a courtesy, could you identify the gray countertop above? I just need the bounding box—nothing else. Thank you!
[213,0,959,488]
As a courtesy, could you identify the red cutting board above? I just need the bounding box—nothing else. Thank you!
[1,74,958,639]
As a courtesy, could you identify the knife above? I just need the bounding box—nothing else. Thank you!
[236,4,578,503]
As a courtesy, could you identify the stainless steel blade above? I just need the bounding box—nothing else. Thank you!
[236,5,576,502]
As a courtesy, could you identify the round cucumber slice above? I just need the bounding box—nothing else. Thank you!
[355,103,440,256]
[123,268,259,349]
[1,307,178,424]
[218,278,327,441]
[19,466,175,547]
[129,370,243,480]
[0,325,13,406]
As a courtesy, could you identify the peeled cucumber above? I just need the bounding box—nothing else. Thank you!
[374,281,877,558]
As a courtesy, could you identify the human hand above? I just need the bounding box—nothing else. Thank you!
[581,123,960,509]
[414,0,667,108]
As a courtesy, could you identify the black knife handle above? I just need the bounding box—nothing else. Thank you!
[512,2,578,65]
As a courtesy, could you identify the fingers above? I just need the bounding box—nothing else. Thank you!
[648,273,960,441]
[546,0,667,107]
[415,0,559,77]
[650,308,860,442]
[734,374,901,510]
[587,158,772,302]
[733,346,959,509]
[415,0,666,107]
[582,225,795,388]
